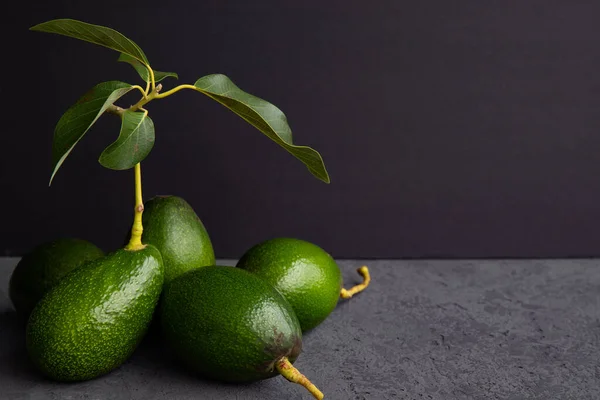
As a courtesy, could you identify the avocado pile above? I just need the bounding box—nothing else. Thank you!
[11,196,369,399]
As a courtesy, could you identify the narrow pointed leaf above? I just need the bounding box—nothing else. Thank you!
[99,110,155,170]
[31,19,149,65]
[118,53,178,84]
[51,81,134,184]
[193,74,330,183]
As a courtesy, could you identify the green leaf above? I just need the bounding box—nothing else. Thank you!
[30,19,149,65]
[117,53,178,84]
[51,81,135,184]
[99,110,155,170]
[193,74,330,183]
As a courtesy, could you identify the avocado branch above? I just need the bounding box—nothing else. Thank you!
[125,163,146,251]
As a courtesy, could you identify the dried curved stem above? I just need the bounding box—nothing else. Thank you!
[340,266,370,299]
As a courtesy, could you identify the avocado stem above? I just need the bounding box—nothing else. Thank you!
[340,266,370,299]
[125,163,145,251]
[275,357,324,400]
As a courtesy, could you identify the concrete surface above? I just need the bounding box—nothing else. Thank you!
[1,258,599,400]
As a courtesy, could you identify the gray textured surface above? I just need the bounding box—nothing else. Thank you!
[1,258,599,400]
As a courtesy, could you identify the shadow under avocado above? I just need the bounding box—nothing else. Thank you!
[0,310,44,383]
[0,309,269,392]
[134,324,267,390]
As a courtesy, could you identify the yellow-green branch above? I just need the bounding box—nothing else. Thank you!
[125,163,145,251]
[123,83,196,114]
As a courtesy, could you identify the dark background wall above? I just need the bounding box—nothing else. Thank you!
[1,1,600,258]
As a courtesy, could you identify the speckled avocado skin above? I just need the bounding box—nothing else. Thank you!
[9,238,104,317]
[26,245,164,382]
[161,266,302,382]
[142,196,215,283]
[236,238,342,332]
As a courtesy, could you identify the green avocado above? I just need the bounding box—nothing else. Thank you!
[142,196,215,283]
[236,238,342,332]
[26,245,164,381]
[161,266,302,382]
[9,238,104,317]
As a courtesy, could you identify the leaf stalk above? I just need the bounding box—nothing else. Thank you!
[154,84,198,99]
[148,65,156,91]
[131,85,147,99]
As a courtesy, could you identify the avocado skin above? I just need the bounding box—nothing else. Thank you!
[237,238,342,332]
[26,245,164,381]
[9,238,104,317]
[142,196,215,283]
[161,266,302,382]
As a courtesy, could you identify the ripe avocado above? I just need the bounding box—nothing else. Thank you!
[26,245,164,381]
[160,266,302,382]
[142,196,215,283]
[9,238,104,317]
[236,238,342,332]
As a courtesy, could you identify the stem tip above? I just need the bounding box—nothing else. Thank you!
[275,357,324,400]
[340,265,371,299]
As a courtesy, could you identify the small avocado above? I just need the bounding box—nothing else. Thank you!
[161,266,323,398]
[26,245,164,381]
[9,238,104,317]
[142,196,215,283]
[236,238,342,332]
[161,266,301,381]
